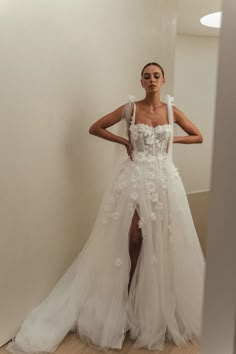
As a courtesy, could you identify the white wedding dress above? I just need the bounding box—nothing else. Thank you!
[6,96,205,353]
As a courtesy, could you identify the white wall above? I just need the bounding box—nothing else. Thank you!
[0,0,177,345]
[174,34,219,192]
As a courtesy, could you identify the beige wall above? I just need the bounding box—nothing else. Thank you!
[200,0,236,352]
[172,35,220,261]
[0,0,177,345]
[174,34,219,193]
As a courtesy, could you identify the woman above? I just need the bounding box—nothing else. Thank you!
[89,62,204,294]
[7,62,205,353]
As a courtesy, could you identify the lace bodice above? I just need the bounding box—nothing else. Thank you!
[129,123,171,161]
[128,97,173,161]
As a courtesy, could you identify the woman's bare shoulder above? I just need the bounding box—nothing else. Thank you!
[172,105,187,119]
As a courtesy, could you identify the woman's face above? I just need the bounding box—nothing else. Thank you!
[141,65,165,93]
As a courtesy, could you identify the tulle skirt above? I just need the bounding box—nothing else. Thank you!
[6,157,205,353]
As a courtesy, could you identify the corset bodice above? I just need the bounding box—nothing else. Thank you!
[129,123,171,161]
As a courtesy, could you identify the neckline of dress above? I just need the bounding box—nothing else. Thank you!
[131,102,170,128]
[133,123,171,129]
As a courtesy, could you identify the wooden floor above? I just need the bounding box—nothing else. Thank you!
[1,333,200,354]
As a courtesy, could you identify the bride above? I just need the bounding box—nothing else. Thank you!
[7,62,205,353]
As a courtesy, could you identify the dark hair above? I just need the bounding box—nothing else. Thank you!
[141,62,165,78]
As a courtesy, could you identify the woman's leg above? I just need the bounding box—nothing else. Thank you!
[128,209,143,293]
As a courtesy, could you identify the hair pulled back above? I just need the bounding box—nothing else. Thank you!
[141,62,165,79]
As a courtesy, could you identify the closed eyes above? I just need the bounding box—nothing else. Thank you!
[144,73,161,80]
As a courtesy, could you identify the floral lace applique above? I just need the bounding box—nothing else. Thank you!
[147,170,155,180]
[130,191,138,201]
[115,258,123,267]
[150,212,157,221]
[138,218,145,229]
[149,193,159,203]
[173,167,180,179]
[112,211,120,220]
[146,181,156,193]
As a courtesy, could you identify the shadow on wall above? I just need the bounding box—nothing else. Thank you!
[188,190,209,256]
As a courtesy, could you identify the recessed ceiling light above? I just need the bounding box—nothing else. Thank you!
[200,11,222,29]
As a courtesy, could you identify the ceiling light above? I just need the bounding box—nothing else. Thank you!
[200,11,222,29]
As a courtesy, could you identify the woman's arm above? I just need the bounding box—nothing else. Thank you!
[89,105,133,159]
[173,106,203,144]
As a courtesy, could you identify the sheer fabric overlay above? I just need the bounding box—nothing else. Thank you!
[6,95,205,353]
